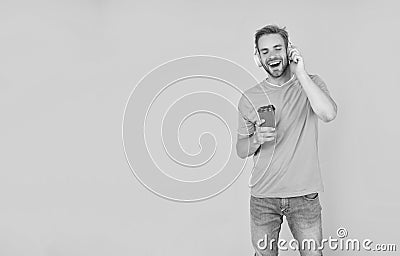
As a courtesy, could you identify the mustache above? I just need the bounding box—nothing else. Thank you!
[266,57,283,63]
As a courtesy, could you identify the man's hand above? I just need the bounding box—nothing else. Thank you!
[253,119,276,145]
[289,45,306,76]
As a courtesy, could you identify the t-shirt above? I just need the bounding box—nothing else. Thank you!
[237,74,330,198]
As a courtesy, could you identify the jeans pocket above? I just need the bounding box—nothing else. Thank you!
[303,192,319,201]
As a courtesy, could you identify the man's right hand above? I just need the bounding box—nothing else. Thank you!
[253,119,276,145]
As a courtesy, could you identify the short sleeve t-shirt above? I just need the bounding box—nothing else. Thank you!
[237,74,330,198]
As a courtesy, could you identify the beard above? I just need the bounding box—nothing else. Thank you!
[263,57,289,78]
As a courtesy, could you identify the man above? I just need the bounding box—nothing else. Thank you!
[236,25,337,256]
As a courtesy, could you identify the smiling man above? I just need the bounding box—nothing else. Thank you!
[236,25,337,256]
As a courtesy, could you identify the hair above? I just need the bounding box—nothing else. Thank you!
[254,25,289,52]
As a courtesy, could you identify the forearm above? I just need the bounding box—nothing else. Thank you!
[296,71,337,122]
[236,134,263,159]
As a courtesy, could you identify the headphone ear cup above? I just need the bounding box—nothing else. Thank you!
[254,51,262,67]
[287,41,293,63]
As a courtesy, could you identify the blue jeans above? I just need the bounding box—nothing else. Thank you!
[250,193,323,256]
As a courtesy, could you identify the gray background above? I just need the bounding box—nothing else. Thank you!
[1,0,399,255]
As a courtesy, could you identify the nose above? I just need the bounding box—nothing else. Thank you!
[268,55,280,61]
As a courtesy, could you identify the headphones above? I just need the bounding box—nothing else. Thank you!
[253,40,263,67]
[253,34,293,68]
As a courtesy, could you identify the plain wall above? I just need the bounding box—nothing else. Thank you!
[0,0,399,255]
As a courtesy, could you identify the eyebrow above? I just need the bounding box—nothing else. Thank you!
[259,44,283,51]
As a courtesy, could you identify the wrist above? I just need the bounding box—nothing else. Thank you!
[295,69,308,78]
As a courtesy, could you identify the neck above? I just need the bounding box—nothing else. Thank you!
[266,68,292,86]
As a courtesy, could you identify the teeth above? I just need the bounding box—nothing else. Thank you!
[269,61,280,65]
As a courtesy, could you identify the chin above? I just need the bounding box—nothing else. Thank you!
[269,70,284,78]
[271,66,289,78]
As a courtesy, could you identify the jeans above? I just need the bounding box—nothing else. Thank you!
[250,193,323,256]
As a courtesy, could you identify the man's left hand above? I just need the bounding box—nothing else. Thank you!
[289,46,306,75]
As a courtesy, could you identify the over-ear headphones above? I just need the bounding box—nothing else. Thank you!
[253,38,263,67]
[253,34,293,68]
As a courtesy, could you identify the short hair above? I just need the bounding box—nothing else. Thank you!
[254,25,289,52]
